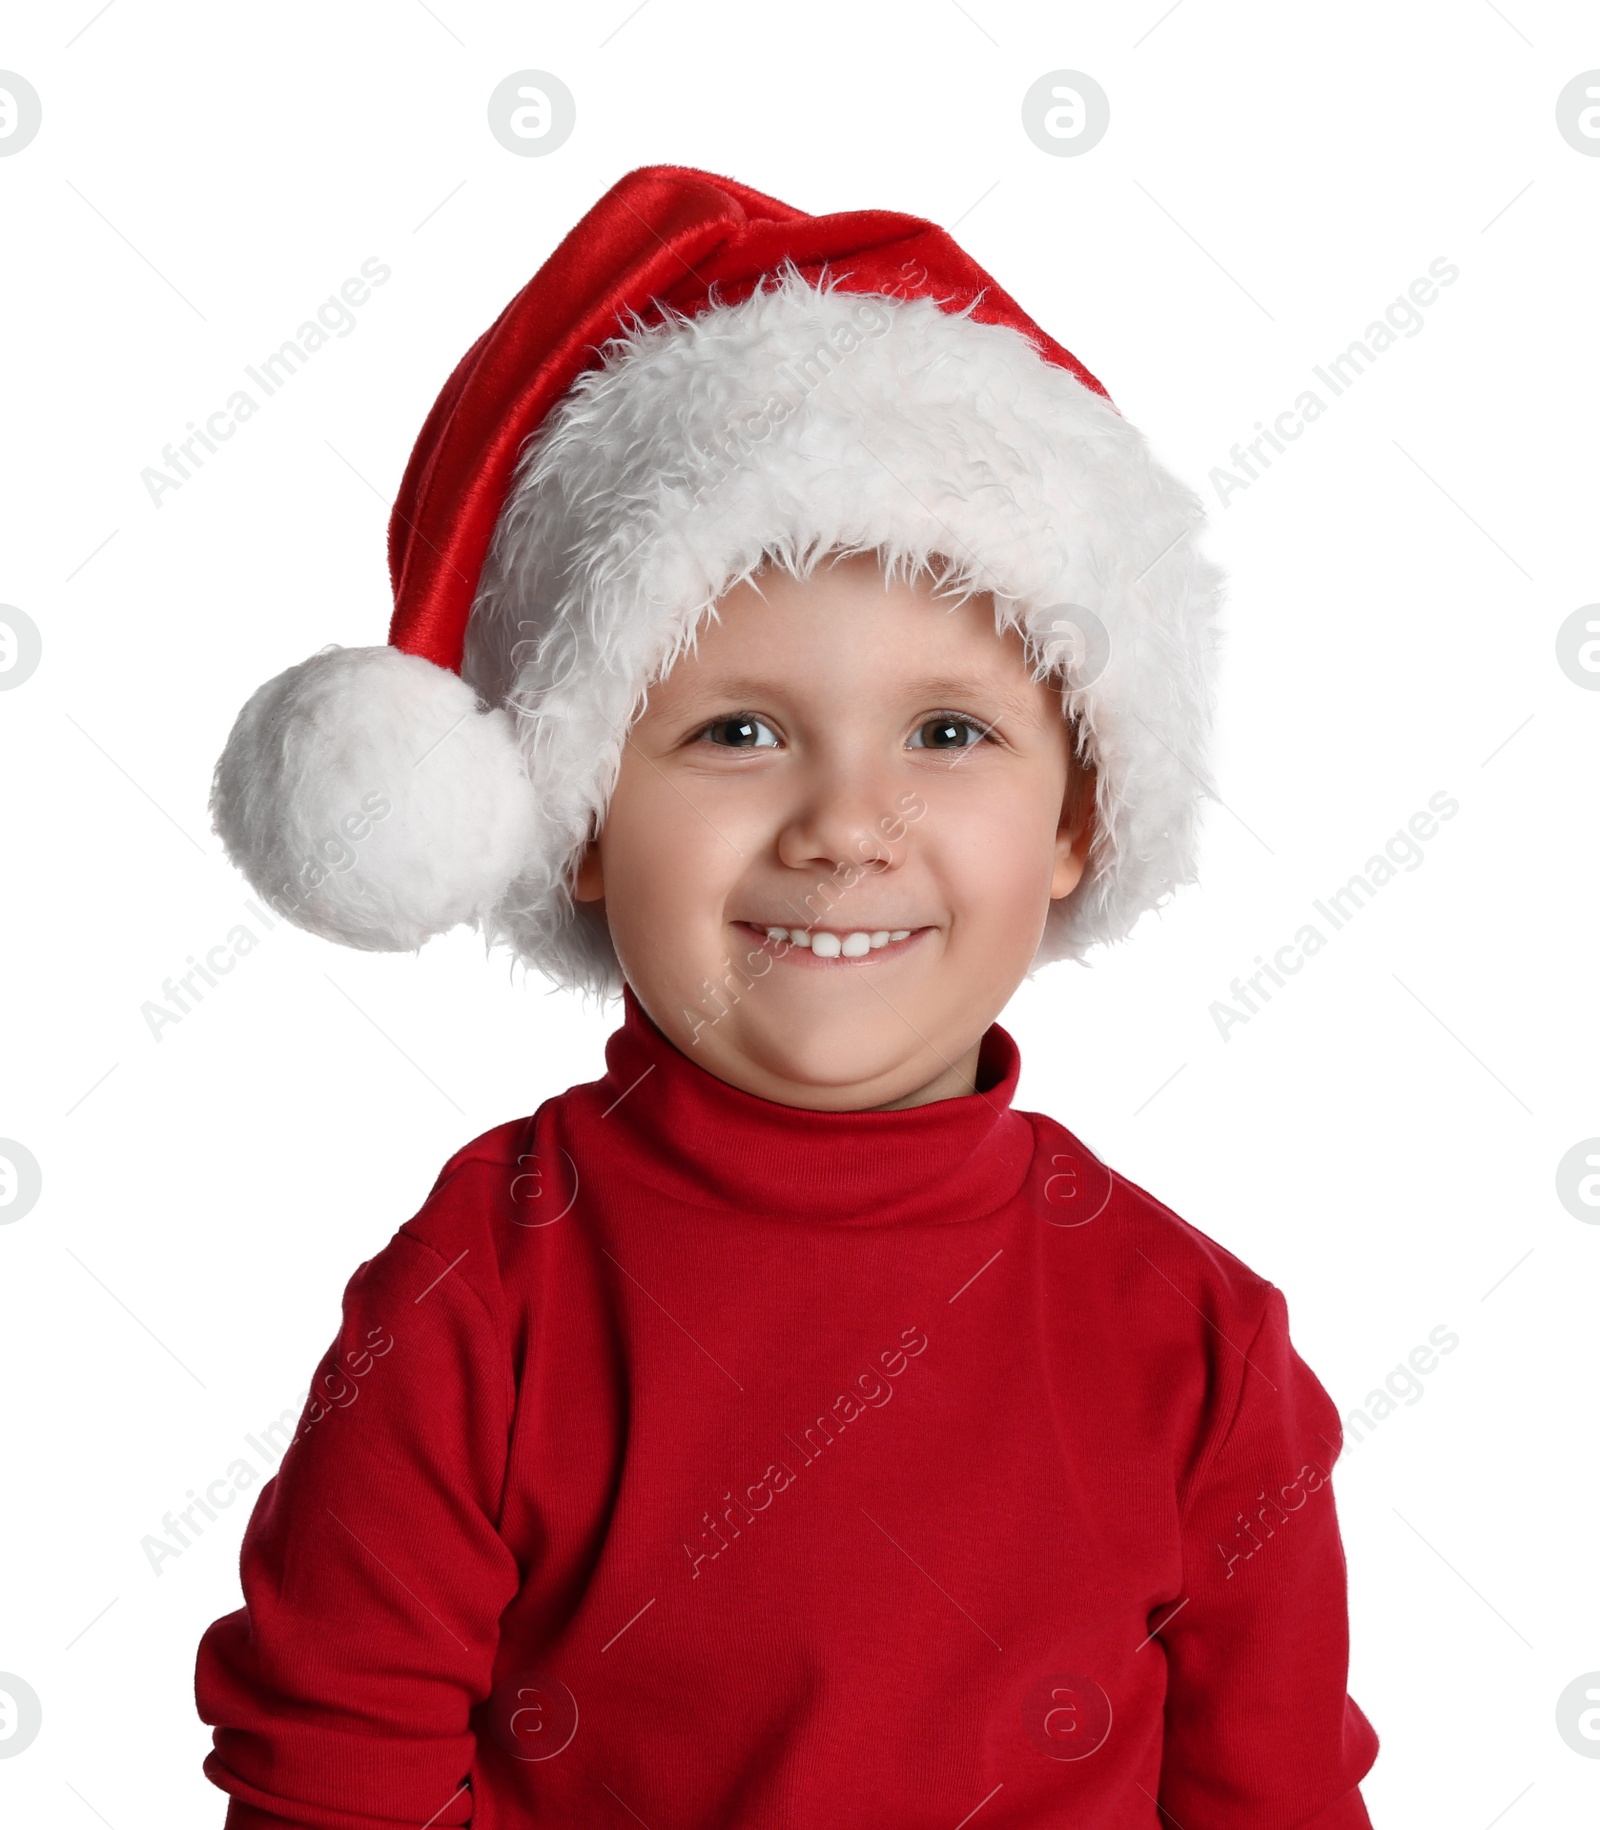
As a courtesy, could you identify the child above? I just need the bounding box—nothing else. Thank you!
[199,165,1378,1827]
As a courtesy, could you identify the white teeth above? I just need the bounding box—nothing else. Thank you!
[758,922,918,956]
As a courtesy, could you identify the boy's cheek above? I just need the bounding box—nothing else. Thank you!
[605,769,760,890]
[912,791,1062,914]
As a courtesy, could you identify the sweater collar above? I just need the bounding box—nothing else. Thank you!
[586,987,1035,1227]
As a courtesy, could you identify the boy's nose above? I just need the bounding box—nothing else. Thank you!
[773,766,903,876]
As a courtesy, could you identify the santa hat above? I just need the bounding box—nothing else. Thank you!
[210,164,1223,995]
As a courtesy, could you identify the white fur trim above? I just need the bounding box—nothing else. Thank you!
[465,269,1225,996]
[209,644,537,951]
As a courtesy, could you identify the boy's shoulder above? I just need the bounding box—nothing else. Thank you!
[406,1103,557,1237]
[429,1110,545,1186]
[338,1106,557,1321]
[1019,1105,1278,1333]
[1016,1109,1320,1477]
[356,1094,1282,1352]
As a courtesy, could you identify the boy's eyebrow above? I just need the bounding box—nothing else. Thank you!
[666,674,1049,720]
[900,676,1048,719]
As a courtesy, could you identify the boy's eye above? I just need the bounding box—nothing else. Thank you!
[700,714,778,750]
[909,715,988,751]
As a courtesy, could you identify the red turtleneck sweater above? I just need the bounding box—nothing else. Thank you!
[196,991,1377,1828]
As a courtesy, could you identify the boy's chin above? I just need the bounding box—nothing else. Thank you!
[696,1008,942,1112]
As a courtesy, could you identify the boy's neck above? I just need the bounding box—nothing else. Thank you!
[868,1040,983,1112]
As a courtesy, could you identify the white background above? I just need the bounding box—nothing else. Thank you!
[2,1,1597,1824]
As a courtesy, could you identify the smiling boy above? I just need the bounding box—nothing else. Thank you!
[200,166,1378,1828]
[575,552,1094,1110]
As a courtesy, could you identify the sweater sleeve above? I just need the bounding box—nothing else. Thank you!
[1156,1285,1379,1829]
[195,1199,521,1830]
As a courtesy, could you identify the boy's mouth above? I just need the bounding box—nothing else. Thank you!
[734,921,926,963]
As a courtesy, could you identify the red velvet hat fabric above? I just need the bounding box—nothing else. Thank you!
[386,163,1110,674]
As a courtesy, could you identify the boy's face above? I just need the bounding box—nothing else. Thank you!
[574,552,1093,1111]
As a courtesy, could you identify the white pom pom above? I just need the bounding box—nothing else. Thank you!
[210,645,537,951]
